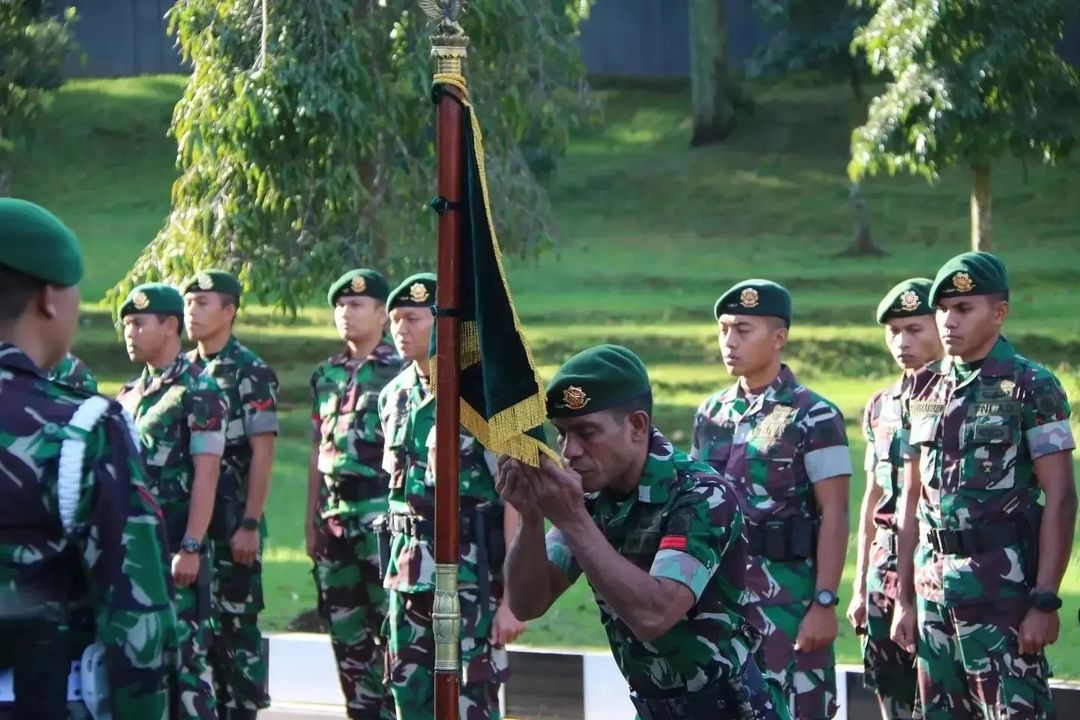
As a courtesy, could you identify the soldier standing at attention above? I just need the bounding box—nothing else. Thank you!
[183,270,280,719]
[48,352,98,393]
[691,280,851,720]
[847,279,941,720]
[891,252,1076,720]
[499,344,787,720]
[306,269,400,720]
[0,198,177,719]
[117,282,229,720]
[379,272,526,720]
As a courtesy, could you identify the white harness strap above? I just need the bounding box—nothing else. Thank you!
[56,396,111,534]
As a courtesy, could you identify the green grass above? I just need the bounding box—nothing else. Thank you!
[10,76,1080,676]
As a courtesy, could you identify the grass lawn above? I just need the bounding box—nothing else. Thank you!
[10,76,1080,676]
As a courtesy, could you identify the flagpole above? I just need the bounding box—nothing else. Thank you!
[427,5,468,720]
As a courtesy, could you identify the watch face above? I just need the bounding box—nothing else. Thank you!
[181,539,200,553]
[817,590,836,607]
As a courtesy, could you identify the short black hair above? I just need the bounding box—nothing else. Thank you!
[609,391,654,422]
[0,263,45,324]
[156,313,184,337]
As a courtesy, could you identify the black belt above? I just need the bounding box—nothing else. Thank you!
[926,520,1022,556]
[745,516,818,562]
[328,476,388,503]
[388,512,478,541]
[874,526,898,556]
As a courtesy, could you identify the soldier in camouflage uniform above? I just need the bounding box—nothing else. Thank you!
[379,273,526,720]
[305,269,400,719]
[117,283,229,720]
[183,270,280,719]
[49,352,98,393]
[0,198,178,719]
[846,279,941,720]
[691,281,851,720]
[500,344,788,720]
[891,253,1076,720]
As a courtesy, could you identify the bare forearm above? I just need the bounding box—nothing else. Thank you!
[185,454,220,540]
[1036,487,1077,593]
[815,502,848,594]
[244,435,275,519]
[895,461,921,605]
[505,517,557,620]
[852,481,881,593]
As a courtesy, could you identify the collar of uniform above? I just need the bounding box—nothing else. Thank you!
[0,342,43,377]
[885,375,905,399]
[940,336,1015,380]
[202,334,239,363]
[738,363,798,406]
[333,339,399,368]
[633,429,678,505]
[408,362,434,408]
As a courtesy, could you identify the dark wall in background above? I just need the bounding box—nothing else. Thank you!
[62,0,1079,80]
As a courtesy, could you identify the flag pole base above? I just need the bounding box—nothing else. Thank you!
[433,563,461,671]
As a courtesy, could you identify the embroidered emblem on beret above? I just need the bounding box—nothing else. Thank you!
[739,288,760,309]
[952,272,975,293]
[899,290,921,312]
[196,273,214,291]
[409,282,430,303]
[132,291,150,310]
[350,275,367,293]
[562,386,590,411]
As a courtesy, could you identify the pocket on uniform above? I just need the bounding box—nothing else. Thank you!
[959,419,1020,491]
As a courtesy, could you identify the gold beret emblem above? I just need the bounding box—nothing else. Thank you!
[739,288,760,309]
[196,273,214,291]
[562,386,590,411]
[952,272,975,293]
[409,282,430,303]
[899,290,921,312]
[132,291,150,310]
[350,275,367,293]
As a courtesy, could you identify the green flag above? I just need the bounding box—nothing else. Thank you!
[432,83,555,467]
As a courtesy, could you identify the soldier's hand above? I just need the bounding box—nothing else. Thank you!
[795,603,838,654]
[231,527,259,565]
[846,591,867,633]
[535,456,586,525]
[490,601,527,647]
[495,457,543,525]
[890,600,917,654]
[172,552,200,587]
[1018,609,1060,655]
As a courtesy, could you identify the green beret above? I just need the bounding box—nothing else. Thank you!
[120,283,184,318]
[875,278,934,323]
[930,252,1009,305]
[327,269,389,308]
[546,344,651,419]
[714,279,792,325]
[387,272,436,310]
[0,198,83,286]
[180,269,243,301]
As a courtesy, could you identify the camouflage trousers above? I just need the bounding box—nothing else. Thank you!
[386,585,509,720]
[916,596,1055,720]
[862,591,920,720]
[746,601,837,720]
[176,569,217,720]
[313,525,394,720]
[209,538,269,711]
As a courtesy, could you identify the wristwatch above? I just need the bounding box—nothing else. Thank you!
[241,516,260,531]
[1031,591,1062,613]
[180,537,202,555]
[814,589,839,608]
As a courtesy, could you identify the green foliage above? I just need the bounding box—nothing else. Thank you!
[109,0,596,312]
[751,0,871,86]
[0,1,78,192]
[850,0,1080,182]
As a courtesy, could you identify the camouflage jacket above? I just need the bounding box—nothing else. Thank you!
[188,335,279,508]
[545,430,754,697]
[0,343,178,718]
[906,336,1074,605]
[310,341,401,522]
[862,375,913,600]
[691,364,851,606]
[48,352,98,394]
[378,362,502,593]
[117,354,227,547]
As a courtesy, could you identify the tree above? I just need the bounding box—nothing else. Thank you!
[0,1,78,195]
[850,0,1080,251]
[111,0,596,312]
[753,0,883,256]
[688,0,739,146]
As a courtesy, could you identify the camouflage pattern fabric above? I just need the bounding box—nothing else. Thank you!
[378,363,509,720]
[905,337,1073,719]
[0,343,179,718]
[917,596,1054,720]
[545,429,779,719]
[117,353,227,720]
[310,342,401,720]
[48,352,98,393]
[862,380,919,719]
[190,335,279,711]
[691,365,850,719]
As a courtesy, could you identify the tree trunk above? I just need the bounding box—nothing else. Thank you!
[688,0,736,147]
[971,164,992,251]
[836,56,885,256]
